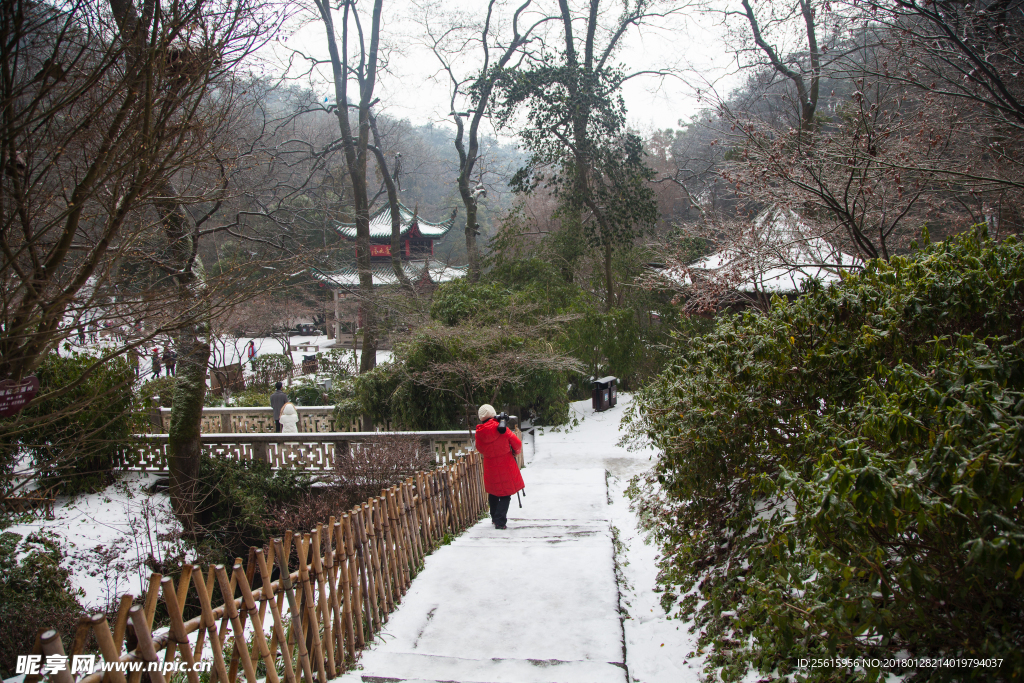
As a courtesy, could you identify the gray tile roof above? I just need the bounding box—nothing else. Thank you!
[311,260,467,288]
[333,202,457,240]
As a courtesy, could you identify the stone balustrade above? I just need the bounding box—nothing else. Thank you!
[155,406,357,434]
[129,430,476,472]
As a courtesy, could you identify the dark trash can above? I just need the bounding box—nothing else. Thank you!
[301,354,318,375]
[592,376,618,412]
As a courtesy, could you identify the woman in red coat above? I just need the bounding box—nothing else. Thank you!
[475,404,524,529]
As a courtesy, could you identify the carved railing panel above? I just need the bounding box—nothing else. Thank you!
[129,431,473,472]
[158,407,344,434]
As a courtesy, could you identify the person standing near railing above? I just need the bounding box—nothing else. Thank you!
[280,401,299,433]
[475,404,524,530]
[270,381,288,433]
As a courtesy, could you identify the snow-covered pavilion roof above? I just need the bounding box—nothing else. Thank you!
[332,202,457,241]
[668,209,862,294]
[312,260,467,288]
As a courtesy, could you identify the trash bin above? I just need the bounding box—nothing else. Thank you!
[301,354,318,375]
[592,376,618,412]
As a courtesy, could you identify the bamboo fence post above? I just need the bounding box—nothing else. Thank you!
[438,468,451,533]
[218,557,242,654]
[323,519,346,668]
[310,526,337,677]
[214,565,259,683]
[399,485,414,586]
[357,505,379,634]
[451,463,463,530]
[388,488,406,591]
[380,496,399,607]
[329,522,347,663]
[374,497,397,610]
[342,514,363,650]
[255,549,297,683]
[334,521,354,661]
[412,474,426,549]
[222,560,245,683]
[126,597,148,683]
[176,565,193,618]
[40,630,74,683]
[273,538,315,683]
[127,606,166,683]
[232,564,280,683]
[70,615,92,659]
[442,469,455,535]
[423,472,437,546]
[191,567,231,683]
[421,472,436,548]
[455,462,466,528]
[24,631,43,683]
[89,614,127,683]
[296,534,328,683]
[389,489,411,591]
[160,577,201,683]
[362,503,384,629]
[111,594,133,658]
[403,482,423,567]
[240,551,260,678]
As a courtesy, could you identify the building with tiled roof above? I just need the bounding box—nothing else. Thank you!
[332,202,457,259]
[319,202,465,338]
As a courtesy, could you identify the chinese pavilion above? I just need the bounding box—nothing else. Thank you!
[312,201,467,338]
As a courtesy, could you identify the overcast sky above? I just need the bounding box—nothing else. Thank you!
[266,0,740,142]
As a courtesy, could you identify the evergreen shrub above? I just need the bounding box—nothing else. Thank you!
[0,531,84,678]
[251,354,293,387]
[625,232,1024,681]
[16,350,139,494]
[193,456,311,558]
[139,376,177,408]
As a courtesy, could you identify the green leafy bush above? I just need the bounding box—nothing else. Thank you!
[138,376,177,408]
[316,348,357,382]
[430,280,507,326]
[357,324,575,430]
[193,456,312,558]
[230,388,272,408]
[625,232,1024,681]
[251,353,293,387]
[0,531,84,678]
[14,350,139,494]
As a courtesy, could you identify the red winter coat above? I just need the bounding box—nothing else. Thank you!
[475,418,525,497]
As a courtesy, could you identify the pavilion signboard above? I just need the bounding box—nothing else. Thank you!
[0,376,40,417]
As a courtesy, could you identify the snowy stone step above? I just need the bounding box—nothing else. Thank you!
[334,651,626,683]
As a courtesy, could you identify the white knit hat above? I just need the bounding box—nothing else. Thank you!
[478,404,496,421]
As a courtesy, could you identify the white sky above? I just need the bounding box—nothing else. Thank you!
[265,0,740,142]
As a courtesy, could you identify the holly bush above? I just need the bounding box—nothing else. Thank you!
[15,350,139,494]
[624,232,1024,681]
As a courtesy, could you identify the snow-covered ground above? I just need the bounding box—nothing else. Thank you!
[337,395,700,683]
[3,395,697,683]
[2,472,188,612]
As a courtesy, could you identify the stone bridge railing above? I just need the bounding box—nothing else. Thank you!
[128,430,476,472]
[154,406,357,434]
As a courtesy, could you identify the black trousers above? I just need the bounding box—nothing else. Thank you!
[275,420,282,433]
[488,493,511,527]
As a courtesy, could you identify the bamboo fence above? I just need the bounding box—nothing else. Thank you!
[29,452,487,683]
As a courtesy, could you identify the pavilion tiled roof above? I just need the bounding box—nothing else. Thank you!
[332,202,457,240]
[311,260,467,288]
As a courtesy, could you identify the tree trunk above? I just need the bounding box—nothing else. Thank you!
[167,324,209,535]
[603,241,614,312]
[155,178,209,535]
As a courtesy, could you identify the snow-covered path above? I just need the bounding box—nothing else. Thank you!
[337,396,701,683]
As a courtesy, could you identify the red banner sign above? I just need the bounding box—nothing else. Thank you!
[0,376,40,417]
[370,244,391,257]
